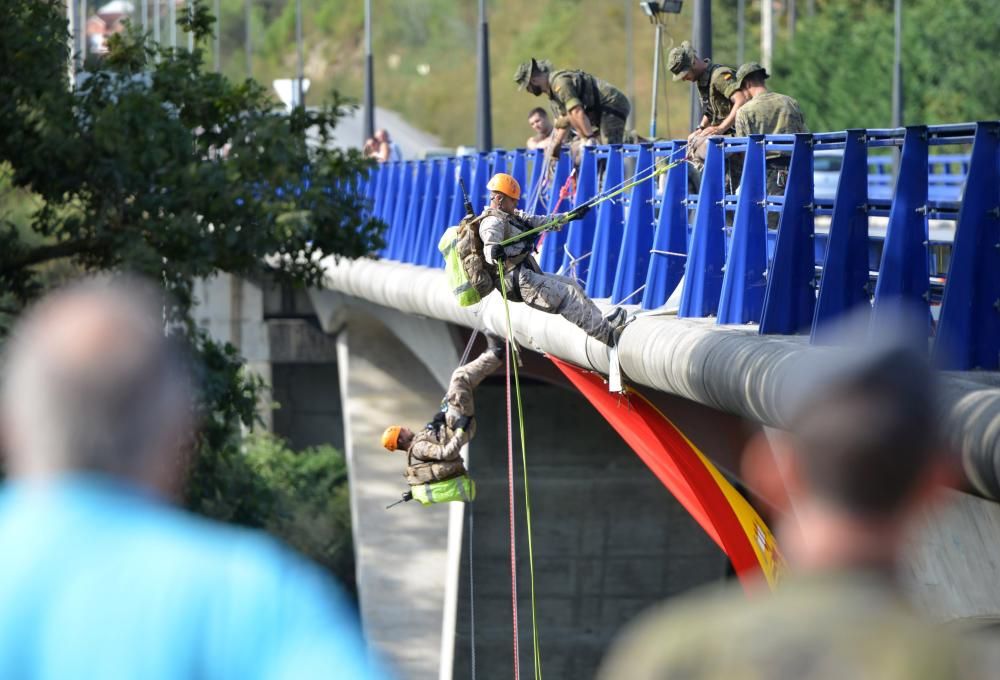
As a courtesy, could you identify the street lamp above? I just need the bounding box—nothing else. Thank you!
[639,1,683,138]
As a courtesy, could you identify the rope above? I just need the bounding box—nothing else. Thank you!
[503,329,521,680]
[468,504,477,680]
[501,149,686,249]
[497,262,543,680]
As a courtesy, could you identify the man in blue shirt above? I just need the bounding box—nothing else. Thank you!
[0,277,389,679]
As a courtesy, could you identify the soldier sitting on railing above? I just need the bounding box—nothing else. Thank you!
[479,173,628,346]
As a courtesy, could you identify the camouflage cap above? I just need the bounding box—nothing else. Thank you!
[735,62,769,88]
[667,41,696,81]
[513,58,551,90]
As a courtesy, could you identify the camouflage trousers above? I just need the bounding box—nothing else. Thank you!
[503,258,612,344]
[765,157,790,229]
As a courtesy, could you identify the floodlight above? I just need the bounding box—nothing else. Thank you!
[639,1,683,17]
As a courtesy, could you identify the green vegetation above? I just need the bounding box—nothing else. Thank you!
[209,0,996,149]
[189,433,356,592]
[0,0,377,582]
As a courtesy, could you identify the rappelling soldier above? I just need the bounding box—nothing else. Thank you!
[381,336,506,505]
[479,172,627,346]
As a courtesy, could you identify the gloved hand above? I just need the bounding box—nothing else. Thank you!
[567,204,591,222]
[489,244,506,264]
[454,415,473,432]
[426,410,446,432]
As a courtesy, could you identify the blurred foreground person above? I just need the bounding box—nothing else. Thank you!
[598,339,992,679]
[0,277,386,680]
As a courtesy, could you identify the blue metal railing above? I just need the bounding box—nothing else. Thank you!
[354,121,999,370]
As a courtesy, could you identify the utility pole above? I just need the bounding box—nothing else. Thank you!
[475,0,493,151]
[245,0,252,77]
[154,0,161,46]
[141,0,148,31]
[649,20,662,138]
[169,0,176,48]
[626,0,635,131]
[80,0,88,64]
[788,0,797,40]
[737,0,745,65]
[363,0,375,141]
[690,0,711,130]
[188,0,194,51]
[891,0,903,128]
[295,0,304,107]
[214,0,221,71]
[761,0,773,73]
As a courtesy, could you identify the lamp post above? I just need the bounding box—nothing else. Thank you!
[691,0,710,130]
[476,0,493,151]
[639,1,683,138]
[363,0,374,141]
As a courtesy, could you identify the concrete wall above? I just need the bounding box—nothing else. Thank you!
[451,380,728,679]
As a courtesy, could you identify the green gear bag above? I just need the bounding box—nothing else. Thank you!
[411,474,477,506]
[438,215,494,307]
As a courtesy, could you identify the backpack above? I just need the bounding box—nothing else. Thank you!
[438,213,495,307]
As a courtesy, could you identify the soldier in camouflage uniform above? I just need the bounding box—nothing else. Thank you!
[513,58,631,151]
[667,41,748,187]
[597,342,997,680]
[480,173,627,346]
[381,337,504,485]
[734,62,809,226]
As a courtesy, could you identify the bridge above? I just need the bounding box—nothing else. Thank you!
[218,121,1000,678]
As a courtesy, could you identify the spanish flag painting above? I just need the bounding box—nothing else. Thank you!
[550,356,784,593]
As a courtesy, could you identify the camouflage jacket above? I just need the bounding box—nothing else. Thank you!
[697,61,741,127]
[547,69,629,127]
[735,91,809,138]
[479,207,555,271]
[597,569,997,680]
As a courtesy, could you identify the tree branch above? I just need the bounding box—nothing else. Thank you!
[1,238,99,273]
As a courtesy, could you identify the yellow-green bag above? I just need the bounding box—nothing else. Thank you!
[411,474,477,506]
[438,216,493,307]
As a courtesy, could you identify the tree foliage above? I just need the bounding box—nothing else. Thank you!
[772,0,1000,131]
[0,0,382,568]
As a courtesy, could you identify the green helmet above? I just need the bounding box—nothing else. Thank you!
[735,62,769,88]
[667,41,696,81]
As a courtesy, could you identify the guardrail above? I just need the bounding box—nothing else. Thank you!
[357,122,999,370]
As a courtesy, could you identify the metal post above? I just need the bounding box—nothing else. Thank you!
[649,23,662,138]
[80,0,88,64]
[737,0,745,65]
[213,0,220,71]
[245,0,252,77]
[363,0,375,141]
[169,0,176,48]
[67,0,78,84]
[690,0,711,130]
[153,0,161,46]
[761,0,773,73]
[806,0,815,16]
[295,0,304,107]
[475,0,493,151]
[188,0,194,51]
[141,0,148,31]
[788,0,797,39]
[626,0,635,131]
[891,0,903,128]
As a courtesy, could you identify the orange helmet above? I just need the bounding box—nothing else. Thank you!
[381,425,402,451]
[486,173,521,201]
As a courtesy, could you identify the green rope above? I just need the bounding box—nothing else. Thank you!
[496,261,543,680]
[499,158,682,248]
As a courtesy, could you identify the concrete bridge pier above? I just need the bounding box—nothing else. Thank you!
[310,290,465,680]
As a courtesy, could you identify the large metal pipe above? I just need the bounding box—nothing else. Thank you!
[319,256,1000,501]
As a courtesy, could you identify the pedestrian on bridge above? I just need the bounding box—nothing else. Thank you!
[597,337,996,679]
[478,172,627,346]
[514,58,631,149]
[734,62,809,226]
